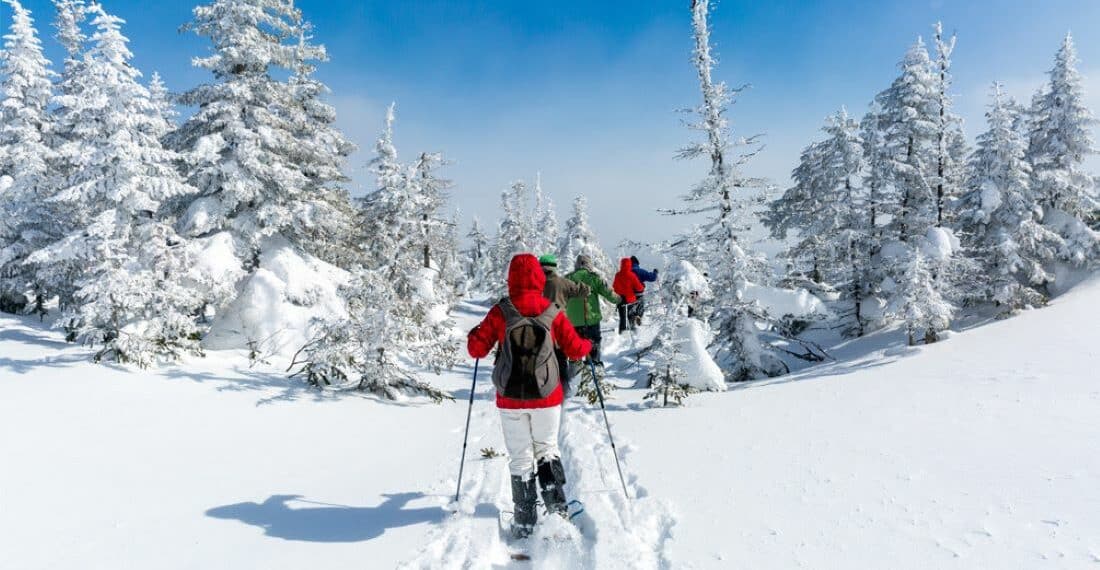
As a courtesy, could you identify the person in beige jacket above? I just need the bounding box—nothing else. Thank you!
[539,253,589,395]
[539,254,589,309]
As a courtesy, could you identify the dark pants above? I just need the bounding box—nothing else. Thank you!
[576,324,603,365]
[617,303,631,333]
[634,294,646,320]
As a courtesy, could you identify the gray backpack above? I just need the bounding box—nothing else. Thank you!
[492,298,561,400]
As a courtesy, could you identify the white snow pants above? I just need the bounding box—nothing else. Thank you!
[499,406,562,477]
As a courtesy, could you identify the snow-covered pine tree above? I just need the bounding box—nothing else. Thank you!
[872,37,962,337]
[643,259,722,405]
[490,180,534,291]
[410,150,455,273]
[1026,33,1099,266]
[894,248,953,345]
[930,22,969,228]
[765,109,870,335]
[464,216,492,291]
[358,103,406,268]
[665,0,784,381]
[857,104,892,323]
[557,195,613,276]
[285,22,357,266]
[957,83,1064,311]
[875,38,940,245]
[0,0,55,314]
[532,173,559,257]
[295,105,458,398]
[52,0,84,63]
[28,4,201,365]
[860,103,888,246]
[146,72,176,137]
[356,108,460,375]
[407,149,464,317]
[169,0,354,281]
[436,208,465,300]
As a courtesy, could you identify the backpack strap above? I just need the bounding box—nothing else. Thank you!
[498,297,524,325]
[534,303,559,329]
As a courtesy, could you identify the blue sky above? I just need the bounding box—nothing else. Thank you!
[7,0,1100,255]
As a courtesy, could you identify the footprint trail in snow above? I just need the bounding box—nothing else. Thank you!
[401,360,676,569]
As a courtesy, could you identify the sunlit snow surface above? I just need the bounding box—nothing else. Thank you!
[2,279,1099,568]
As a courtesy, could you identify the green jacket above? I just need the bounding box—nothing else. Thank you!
[564,268,620,326]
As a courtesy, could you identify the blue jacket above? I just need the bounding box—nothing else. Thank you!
[631,259,657,283]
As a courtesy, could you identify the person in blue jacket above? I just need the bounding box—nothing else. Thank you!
[629,256,658,326]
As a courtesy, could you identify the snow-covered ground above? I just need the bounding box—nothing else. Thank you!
[2,279,1099,568]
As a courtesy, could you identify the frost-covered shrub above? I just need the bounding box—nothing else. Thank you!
[290,270,450,402]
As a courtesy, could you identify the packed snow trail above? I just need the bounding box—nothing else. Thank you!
[402,333,676,569]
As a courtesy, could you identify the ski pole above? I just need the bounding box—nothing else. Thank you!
[454,359,480,504]
[589,358,630,500]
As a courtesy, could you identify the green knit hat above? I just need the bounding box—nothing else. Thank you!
[538,253,558,267]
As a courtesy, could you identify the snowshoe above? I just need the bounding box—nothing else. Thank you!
[497,510,533,561]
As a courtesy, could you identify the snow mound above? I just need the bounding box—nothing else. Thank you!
[185,232,247,313]
[179,196,228,238]
[672,319,725,391]
[665,259,712,301]
[204,235,348,365]
[921,226,959,261]
[742,282,827,319]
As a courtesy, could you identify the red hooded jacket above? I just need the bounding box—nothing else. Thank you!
[613,258,645,304]
[468,254,593,409]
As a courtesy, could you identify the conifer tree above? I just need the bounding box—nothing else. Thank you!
[356,108,459,374]
[958,84,1063,310]
[532,173,559,257]
[870,37,962,338]
[38,0,89,311]
[29,4,201,364]
[0,0,55,313]
[875,38,940,244]
[895,250,953,345]
[931,22,969,228]
[464,217,492,290]
[557,195,613,276]
[169,0,354,279]
[491,180,534,289]
[667,0,784,380]
[858,103,891,318]
[1026,33,1099,266]
[765,109,870,335]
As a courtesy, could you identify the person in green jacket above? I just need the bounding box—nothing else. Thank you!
[565,254,620,366]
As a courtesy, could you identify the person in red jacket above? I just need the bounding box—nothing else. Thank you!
[468,253,592,538]
[613,257,645,333]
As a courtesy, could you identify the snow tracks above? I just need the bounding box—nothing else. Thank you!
[402,381,676,569]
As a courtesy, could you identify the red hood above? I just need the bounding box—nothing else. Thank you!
[508,253,546,299]
[619,258,634,273]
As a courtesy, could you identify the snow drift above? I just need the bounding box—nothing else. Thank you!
[204,235,348,365]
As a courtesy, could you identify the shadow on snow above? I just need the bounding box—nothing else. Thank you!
[205,493,494,543]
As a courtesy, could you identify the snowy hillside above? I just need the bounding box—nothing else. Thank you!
[3,279,1098,569]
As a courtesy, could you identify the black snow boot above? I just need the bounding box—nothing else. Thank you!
[510,475,538,538]
[536,458,568,517]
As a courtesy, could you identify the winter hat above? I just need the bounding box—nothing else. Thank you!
[630,255,640,266]
[575,255,595,271]
[538,253,558,267]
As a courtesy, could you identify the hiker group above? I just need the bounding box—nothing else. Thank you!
[466,252,658,538]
